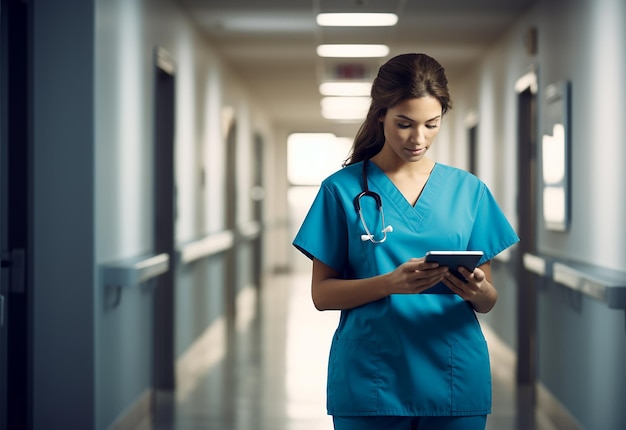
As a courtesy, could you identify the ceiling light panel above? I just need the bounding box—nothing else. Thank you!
[319,82,372,96]
[321,96,370,120]
[316,13,398,27]
[316,44,389,58]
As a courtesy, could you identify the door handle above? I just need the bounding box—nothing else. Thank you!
[0,249,25,294]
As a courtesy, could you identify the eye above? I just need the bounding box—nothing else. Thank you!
[397,123,411,129]
[426,123,439,129]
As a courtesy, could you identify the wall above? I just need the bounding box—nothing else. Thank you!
[532,1,626,428]
[93,0,273,428]
[448,0,626,428]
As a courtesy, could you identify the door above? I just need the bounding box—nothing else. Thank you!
[225,120,237,321]
[152,49,176,391]
[0,0,31,428]
[467,124,478,176]
[515,72,538,389]
[251,133,264,288]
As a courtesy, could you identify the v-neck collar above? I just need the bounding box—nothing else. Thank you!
[365,161,443,232]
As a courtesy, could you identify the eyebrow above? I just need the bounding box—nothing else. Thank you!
[395,114,441,122]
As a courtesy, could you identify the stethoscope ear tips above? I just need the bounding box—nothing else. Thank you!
[383,225,393,233]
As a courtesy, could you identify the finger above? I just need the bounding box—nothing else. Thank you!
[443,272,463,290]
[410,269,445,286]
[474,269,485,282]
[456,266,474,281]
[413,268,448,284]
[414,261,441,271]
[442,278,464,297]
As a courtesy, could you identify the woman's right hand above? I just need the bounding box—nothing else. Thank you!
[384,258,449,295]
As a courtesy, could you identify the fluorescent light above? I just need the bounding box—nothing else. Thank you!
[319,81,372,96]
[316,13,398,27]
[321,96,370,120]
[317,44,389,58]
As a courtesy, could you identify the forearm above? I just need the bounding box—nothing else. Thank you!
[469,280,498,313]
[312,274,391,311]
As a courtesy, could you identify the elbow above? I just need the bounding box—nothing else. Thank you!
[312,295,329,311]
[312,290,334,311]
[474,304,495,314]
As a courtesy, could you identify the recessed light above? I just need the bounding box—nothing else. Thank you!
[321,96,370,120]
[319,82,372,96]
[316,13,398,27]
[316,44,389,58]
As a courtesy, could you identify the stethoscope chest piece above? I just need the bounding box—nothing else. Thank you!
[355,160,393,243]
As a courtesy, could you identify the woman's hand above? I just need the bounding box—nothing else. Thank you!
[441,262,497,313]
[385,258,449,295]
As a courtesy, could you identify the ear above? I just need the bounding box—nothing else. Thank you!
[378,108,388,123]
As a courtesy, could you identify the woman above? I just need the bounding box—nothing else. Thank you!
[292,53,519,430]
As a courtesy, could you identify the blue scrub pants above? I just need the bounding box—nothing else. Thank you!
[333,415,487,430]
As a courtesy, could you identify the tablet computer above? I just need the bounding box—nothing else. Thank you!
[424,251,484,281]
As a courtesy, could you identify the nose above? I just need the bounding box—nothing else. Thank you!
[412,126,427,145]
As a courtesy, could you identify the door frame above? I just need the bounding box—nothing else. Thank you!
[152,47,177,391]
[1,1,32,428]
[514,68,539,389]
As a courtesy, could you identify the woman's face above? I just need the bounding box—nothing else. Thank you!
[380,96,443,163]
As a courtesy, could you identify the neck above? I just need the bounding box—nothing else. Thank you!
[371,152,434,175]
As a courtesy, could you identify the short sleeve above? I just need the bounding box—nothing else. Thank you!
[468,185,520,264]
[292,183,349,274]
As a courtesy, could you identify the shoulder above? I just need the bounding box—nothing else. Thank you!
[321,162,362,189]
[435,163,484,190]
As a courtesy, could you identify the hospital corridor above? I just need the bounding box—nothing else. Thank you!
[2,0,626,429]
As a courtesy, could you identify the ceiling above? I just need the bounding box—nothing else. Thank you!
[175,0,537,135]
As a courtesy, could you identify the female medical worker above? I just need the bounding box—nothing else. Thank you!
[292,53,519,430]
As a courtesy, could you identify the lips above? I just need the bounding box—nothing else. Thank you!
[406,147,426,156]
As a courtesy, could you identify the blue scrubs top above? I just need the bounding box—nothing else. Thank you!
[293,161,519,417]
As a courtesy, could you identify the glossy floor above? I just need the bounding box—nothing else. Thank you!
[139,272,564,430]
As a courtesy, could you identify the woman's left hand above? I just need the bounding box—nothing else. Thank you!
[441,263,497,313]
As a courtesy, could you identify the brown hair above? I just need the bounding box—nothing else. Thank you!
[343,53,452,166]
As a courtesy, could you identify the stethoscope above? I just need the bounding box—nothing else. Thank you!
[355,160,393,243]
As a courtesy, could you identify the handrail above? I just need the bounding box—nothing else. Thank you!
[524,252,626,309]
[100,252,170,288]
[179,230,234,265]
[553,261,626,309]
[523,252,554,277]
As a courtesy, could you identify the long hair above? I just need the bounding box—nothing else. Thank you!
[343,53,452,166]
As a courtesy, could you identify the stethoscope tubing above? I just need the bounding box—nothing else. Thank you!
[355,160,393,243]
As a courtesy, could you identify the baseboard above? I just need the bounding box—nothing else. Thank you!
[107,389,153,430]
